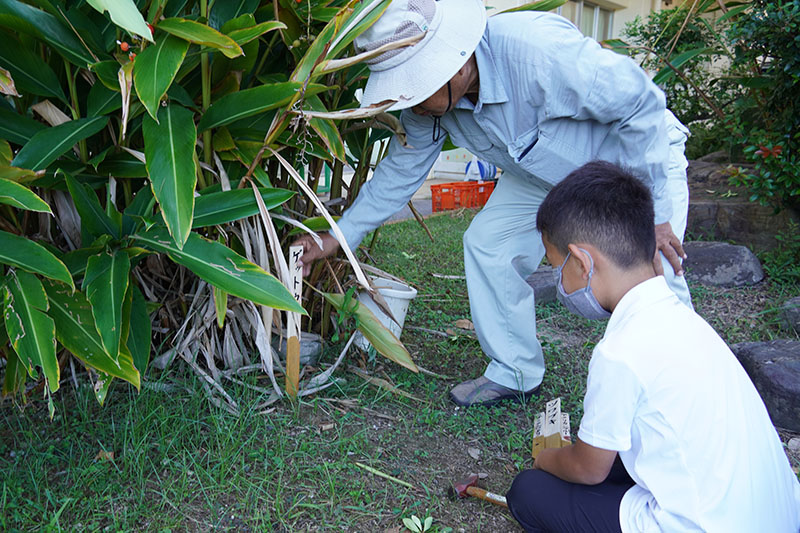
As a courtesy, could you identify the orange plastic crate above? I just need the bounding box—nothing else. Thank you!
[476,180,495,206]
[431,182,480,212]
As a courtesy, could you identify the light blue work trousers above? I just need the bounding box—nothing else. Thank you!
[462,132,692,392]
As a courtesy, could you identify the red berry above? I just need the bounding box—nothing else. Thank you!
[120,41,130,52]
[129,52,136,60]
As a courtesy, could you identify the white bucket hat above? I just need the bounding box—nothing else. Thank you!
[354,0,487,111]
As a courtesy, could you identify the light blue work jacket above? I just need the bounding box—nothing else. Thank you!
[337,12,684,250]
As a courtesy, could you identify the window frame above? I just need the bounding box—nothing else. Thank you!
[556,0,614,41]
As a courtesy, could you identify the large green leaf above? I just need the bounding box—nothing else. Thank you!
[0,0,98,66]
[89,60,121,91]
[226,21,286,46]
[287,215,341,236]
[86,0,153,43]
[325,0,392,59]
[2,348,27,397]
[132,226,305,314]
[0,178,52,213]
[0,139,10,163]
[64,171,120,239]
[133,34,190,121]
[126,284,151,374]
[306,95,346,161]
[0,35,67,102]
[0,230,74,289]
[96,152,147,177]
[323,292,417,372]
[4,270,59,392]
[42,279,140,388]
[11,117,108,171]
[122,185,156,234]
[209,0,259,30]
[0,106,45,145]
[192,188,294,228]
[83,249,130,360]
[61,245,103,277]
[197,81,318,132]
[157,18,243,58]
[87,81,121,117]
[0,164,39,184]
[142,104,197,249]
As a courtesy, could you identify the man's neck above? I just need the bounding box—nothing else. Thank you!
[464,55,480,105]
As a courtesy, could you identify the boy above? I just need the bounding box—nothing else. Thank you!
[506,161,800,532]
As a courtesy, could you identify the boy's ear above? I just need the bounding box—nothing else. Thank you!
[567,243,593,280]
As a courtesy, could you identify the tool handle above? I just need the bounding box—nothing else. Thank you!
[466,486,508,508]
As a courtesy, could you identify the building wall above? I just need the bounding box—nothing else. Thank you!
[485,0,660,39]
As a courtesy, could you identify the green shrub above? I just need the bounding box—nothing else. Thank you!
[621,0,800,213]
[727,0,800,210]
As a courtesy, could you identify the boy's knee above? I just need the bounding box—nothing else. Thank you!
[507,469,541,504]
[507,469,552,529]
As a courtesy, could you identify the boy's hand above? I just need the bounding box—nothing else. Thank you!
[653,222,687,277]
[293,232,340,276]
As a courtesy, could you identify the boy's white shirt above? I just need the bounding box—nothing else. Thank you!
[578,276,800,533]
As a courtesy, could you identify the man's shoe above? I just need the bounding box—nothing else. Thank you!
[449,376,540,407]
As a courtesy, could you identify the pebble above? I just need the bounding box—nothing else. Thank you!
[788,438,800,453]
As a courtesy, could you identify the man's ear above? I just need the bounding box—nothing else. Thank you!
[567,243,593,280]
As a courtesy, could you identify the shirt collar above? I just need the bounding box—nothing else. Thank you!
[453,31,509,113]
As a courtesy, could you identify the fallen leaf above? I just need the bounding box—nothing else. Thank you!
[95,450,115,462]
[454,319,474,330]
[467,447,480,460]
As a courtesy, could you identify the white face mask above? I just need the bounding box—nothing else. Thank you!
[554,248,611,320]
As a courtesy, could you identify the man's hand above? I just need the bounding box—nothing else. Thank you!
[293,232,340,276]
[653,221,687,277]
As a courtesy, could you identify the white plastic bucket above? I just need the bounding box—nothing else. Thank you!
[354,276,417,351]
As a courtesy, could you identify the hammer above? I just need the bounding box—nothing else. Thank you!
[449,474,508,508]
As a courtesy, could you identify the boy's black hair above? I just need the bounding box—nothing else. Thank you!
[536,161,656,268]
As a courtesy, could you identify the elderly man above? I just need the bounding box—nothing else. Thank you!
[295,0,692,407]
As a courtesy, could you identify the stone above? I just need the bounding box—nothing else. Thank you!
[686,159,800,253]
[527,265,557,305]
[731,340,800,432]
[788,438,800,453]
[683,241,764,287]
[781,297,800,336]
[272,331,322,366]
[696,150,731,164]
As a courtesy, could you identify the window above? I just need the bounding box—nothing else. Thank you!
[557,1,614,41]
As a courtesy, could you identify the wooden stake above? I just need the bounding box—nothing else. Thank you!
[286,245,303,398]
[532,398,572,459]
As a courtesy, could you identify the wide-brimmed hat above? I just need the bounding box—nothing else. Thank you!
[354,0,487,111]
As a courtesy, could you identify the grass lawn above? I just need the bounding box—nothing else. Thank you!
[2,209,798,532]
